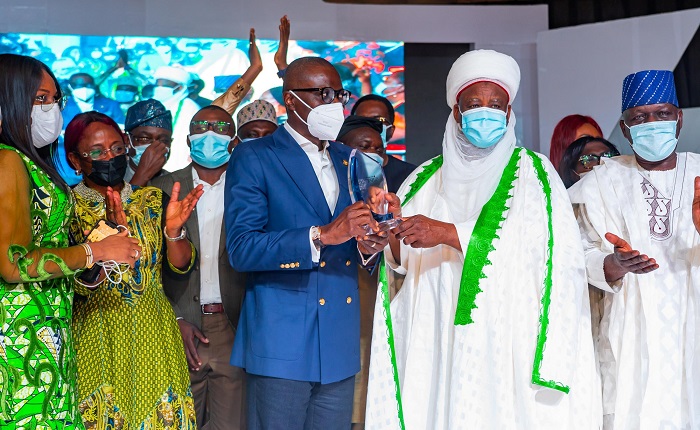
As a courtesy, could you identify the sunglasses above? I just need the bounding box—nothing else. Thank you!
[578,151,620,169]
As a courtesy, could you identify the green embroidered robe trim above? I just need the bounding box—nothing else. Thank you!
[528,151,569,393]
[375,155,444,430]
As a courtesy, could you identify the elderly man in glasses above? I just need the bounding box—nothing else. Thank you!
[569,70,700,429]
[225,56,392,430]
[123,98,173,186]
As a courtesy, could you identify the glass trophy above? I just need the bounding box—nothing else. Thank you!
[348,149,402,235]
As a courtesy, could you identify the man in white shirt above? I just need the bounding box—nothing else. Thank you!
[225,57,391,430]
[570,69,700,429]
[151,105,246,430]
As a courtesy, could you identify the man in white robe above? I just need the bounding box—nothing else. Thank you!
[569,69,700,430]
[366,49,601,430]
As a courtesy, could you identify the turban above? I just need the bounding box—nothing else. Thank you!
[237,100,278,129]
[441,49,519,224]
[446,50,521,108]
[337,115,383,140]
[621,70,678,112]
[154,66,191,86]
[125,99,173,132]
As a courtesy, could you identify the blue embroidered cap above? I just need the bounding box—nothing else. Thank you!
[621,70,678,112]
[125,99,173,132]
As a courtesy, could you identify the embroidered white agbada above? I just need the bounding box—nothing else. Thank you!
[365,50,601,430]
[569,153,700,430]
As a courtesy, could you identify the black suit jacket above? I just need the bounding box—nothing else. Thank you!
[385,155,418,193]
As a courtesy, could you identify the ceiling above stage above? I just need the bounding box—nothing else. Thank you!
[323,0,700,28]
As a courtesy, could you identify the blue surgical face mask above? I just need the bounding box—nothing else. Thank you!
[190,130,232,169]
[460,107,508,149]
[115,90,137,104]
[130,143,149,166]
[380,124,390,148]
[626,120,678,162]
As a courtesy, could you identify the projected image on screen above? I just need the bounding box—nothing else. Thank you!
[0,33,406,166]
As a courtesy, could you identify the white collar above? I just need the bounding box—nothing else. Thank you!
[192,165,225,188]
[284,122,329,152]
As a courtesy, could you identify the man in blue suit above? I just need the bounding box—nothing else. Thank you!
[225,57,390,430]
[62,73,125,128]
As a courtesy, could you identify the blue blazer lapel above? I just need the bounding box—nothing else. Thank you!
[272,127,332,223]
[329,141,351,219]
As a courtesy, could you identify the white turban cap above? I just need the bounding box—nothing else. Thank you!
[446,49,521,108]
[154,66,192,86]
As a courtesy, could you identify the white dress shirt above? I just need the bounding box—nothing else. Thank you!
[283,122,339,262]
[192,167,226,304]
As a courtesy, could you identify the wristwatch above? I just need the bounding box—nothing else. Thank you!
[311,226,324,251]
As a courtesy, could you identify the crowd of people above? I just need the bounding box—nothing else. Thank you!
[0,16,698,430]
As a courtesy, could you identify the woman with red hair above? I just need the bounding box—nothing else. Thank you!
[549,114,603,170]
[65,111,203,430]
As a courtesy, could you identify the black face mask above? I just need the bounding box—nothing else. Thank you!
[87,154,127,187]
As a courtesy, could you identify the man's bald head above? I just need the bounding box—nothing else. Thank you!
[283,57,339,91]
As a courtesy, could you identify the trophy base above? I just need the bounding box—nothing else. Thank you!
[362,215,403,235]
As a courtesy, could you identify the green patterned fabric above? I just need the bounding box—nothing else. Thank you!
[0,144,83,429]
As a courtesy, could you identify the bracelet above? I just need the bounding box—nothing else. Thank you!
[164,226,187,242]
[80,243,94,268]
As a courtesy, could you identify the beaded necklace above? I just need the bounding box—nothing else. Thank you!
[74,181,133,203]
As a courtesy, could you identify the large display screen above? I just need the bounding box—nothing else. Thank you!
[0,33,406,156]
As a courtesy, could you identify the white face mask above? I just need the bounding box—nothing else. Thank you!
[153,85,176,103]
[71,87,95,103]
[31,104,63,148]
[289,91,345,141]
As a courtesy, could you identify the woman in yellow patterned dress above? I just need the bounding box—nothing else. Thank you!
[64,112,203,430]
[0,54,140,429]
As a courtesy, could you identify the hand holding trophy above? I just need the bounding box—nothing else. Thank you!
[348,149,402,235]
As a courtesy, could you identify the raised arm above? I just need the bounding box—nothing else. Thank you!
[274,16,290,72]
[211,28,263,116]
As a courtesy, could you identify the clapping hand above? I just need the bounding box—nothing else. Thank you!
[165,182,204,238]
[603,232,658,282]
[105,186,128,227]
[274,16,290,71]
[248,28,262,73]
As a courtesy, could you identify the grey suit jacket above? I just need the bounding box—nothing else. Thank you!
[151,165,246,330]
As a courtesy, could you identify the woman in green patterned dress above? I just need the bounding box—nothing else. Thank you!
[0,54,141,429]
[64,111,202,430]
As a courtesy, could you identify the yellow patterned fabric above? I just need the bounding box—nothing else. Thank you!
[70,186,195,430]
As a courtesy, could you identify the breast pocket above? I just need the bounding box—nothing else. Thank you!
[251,285,307,361]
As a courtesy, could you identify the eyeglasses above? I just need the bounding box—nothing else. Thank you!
[79,144,127,161]
[578,151,620,169]
[34,94,66,112]
[375,116,394,127]
[129,135,173,146]
[190,120,232,134]
[289,87,351,106]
